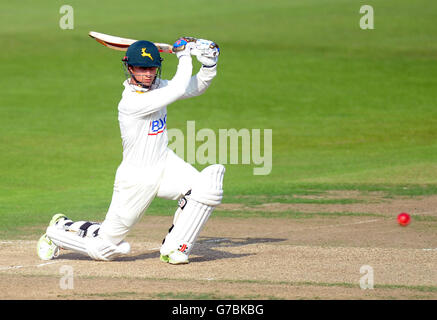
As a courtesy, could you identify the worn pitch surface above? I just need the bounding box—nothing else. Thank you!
[1,194,436,299]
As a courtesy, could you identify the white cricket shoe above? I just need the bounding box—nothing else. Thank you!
[37,234,60,260]
[160,250,189,265]
[49,213,68,227]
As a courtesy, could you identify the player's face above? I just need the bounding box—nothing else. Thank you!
[130,66,158,87]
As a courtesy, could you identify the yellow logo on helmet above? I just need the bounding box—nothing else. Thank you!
[141,48,153,60]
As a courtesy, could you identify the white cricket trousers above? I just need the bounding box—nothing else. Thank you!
[98,148,199,245]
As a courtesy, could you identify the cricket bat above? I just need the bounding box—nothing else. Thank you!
[89,31,174,54]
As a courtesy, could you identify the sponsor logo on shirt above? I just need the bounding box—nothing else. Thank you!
[148,114,167,135]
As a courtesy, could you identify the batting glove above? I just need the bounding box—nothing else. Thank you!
[173,37,197,59]
[196,54,218,67]
[194,39,220,67]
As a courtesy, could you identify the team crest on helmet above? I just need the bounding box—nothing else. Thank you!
[141,48,153,60]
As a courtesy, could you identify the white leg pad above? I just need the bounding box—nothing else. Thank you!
[173,207,183,225]
[46,225,130,261]
[161,164,225,256]
[46,225,88,255]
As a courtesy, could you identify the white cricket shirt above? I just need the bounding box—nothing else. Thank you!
[117,56,217,167]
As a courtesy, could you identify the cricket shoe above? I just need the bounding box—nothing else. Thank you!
[37,233,60,260]
[160,251,189,265]
[49,213,68,227]
[36,213,68,260]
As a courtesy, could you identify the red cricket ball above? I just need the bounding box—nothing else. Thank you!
[397,212,411,226]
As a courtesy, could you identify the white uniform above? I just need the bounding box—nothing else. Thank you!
[99,55,217,245]
[43,53,223,262]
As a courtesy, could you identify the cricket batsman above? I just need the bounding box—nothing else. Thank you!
[37,37,224,264]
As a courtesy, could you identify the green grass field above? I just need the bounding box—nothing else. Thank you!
[1,0,436,235]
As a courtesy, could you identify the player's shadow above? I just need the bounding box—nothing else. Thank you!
[121,237,286,263]
[190,237,286,263]
[58,252,96,261]
[59,251,160,261]
[58,237,286,263]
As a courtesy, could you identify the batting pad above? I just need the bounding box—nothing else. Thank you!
[161,164,225,256]
[46,225,88,255]
[46,225,130,261]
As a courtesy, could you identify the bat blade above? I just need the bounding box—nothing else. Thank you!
[89,31,173,54]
